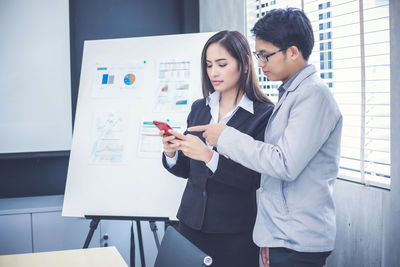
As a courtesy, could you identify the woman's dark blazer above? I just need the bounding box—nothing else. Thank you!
[162,98,274,233]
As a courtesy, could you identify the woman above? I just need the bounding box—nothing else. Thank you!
[159,31,274,267]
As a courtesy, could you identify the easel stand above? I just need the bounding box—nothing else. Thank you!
[83,215,169,267]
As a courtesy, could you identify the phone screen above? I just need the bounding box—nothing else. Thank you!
[153,121,182,140]
[153,121,173,135]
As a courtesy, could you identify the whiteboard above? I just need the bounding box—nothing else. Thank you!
[0,0,72,153]
[62,32,215,218]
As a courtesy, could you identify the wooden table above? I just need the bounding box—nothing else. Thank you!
[0,246,127,267]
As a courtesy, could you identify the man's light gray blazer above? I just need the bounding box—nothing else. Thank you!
[217,64,342,252]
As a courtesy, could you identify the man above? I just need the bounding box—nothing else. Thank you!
[185,8,342,267]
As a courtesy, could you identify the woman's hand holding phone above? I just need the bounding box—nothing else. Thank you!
[154,120,212,163]
[154,121,182,157]
[158,129,180,158]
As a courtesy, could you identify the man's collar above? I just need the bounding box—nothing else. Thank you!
[282,64,310,91]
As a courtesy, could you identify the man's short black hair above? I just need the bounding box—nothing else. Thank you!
[251,8,314,61]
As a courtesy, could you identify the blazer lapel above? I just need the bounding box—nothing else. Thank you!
[226,107,253,129]
[271,65,317,117]
[198,105,212,125]
[190,105,212,142]
[190,102,252,142]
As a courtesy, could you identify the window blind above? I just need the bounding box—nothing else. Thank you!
[247,0,391,188]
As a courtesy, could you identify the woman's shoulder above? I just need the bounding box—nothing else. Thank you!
[190,98,207,110]
[253,100,274,115]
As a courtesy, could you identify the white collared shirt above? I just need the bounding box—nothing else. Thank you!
[165,91,253,173]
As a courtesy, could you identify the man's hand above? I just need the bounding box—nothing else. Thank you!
[168,130,213,163]
[187,123,227,147]
[261,247,270,267]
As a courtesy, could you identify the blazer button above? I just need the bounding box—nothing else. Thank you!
[202,191,206,197]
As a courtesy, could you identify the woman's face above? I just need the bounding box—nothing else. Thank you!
[206,42,241,94]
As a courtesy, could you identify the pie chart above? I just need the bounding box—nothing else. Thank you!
[124,73,136,85]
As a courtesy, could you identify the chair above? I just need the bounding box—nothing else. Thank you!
[154,226,213,267]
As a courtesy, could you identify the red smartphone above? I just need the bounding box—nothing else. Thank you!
[153,120,182,140]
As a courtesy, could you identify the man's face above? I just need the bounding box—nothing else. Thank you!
[254,38,292,84]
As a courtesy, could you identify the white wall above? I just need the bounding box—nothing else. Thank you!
[199,0,246,34]
[383,0,400,266]
[327,180,390,267]
[0,0,72,154]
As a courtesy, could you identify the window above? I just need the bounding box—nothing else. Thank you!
[319,32,332,40]
[319,22,332,30]
[320,61,332,70]
[319,2,331,10]
[320,41,332,50]
[320,52,332,61]
[247,0,391,188]
[319,11,331,20]
[320,72,333,79]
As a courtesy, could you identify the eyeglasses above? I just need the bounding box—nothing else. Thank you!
[252,48,286,63]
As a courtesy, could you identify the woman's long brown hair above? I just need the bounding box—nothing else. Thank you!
[201,31,273,104]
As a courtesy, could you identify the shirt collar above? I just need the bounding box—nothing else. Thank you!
[281,64,310,92]
[206,91,254,114]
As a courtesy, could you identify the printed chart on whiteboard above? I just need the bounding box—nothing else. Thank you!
[92,61,146,98]
[90,111,129,164]
[154,60,191,113]
[137,120,185,158]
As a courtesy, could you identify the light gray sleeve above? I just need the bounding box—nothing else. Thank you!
[217,89,341,181]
